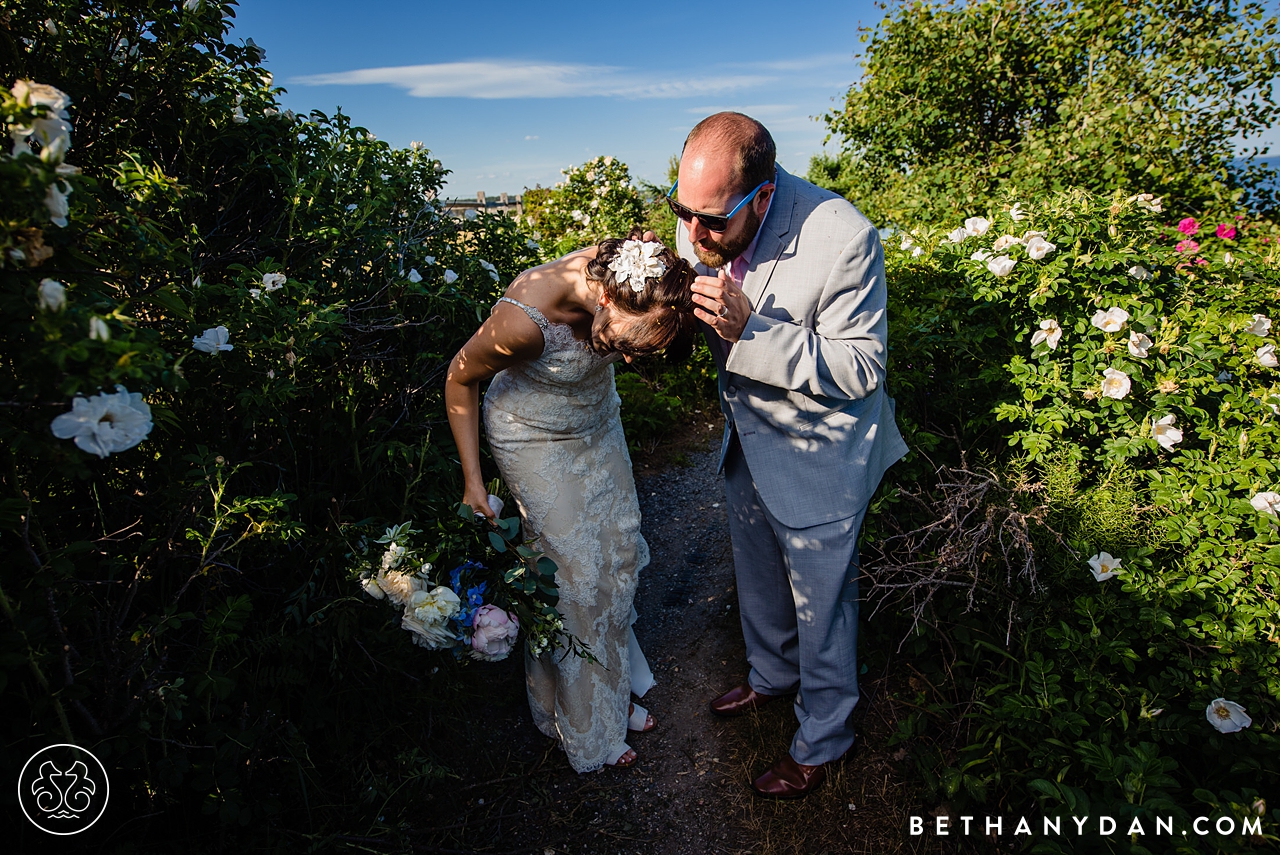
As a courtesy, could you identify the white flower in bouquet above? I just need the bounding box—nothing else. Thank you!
[380,542,408,572]
[376,569,422,605]
[360,575,386,600]
[987,255,1016,277]
[479,259,500,281]
[1087,552,1121,581]
[1251,492,1280,517]
[409,585,461,627]
[1091,307,1130,333]
[89,316,110,341]
[407,268,422,283]
[1244,314,1271,337]
[38,278,66,311]
[991,234,1021,252]
[1128,331,1152,359]
[1258,345,1278,369]
[402,611,456,649]
[444,269,458,285]
[192,326,233,353]
[1030,319,1062,350]
[469,605,520,661]
[1205,698,1252,734]
[1100,367,1131,399]
[50,385,153,458]
[943,226,968,244]
[963,216,990,237]
[1152,415,1182,451]
[1024,235,1056,260]
[1128,265,1152,281]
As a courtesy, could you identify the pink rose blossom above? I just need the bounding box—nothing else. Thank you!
[470,604,519,660]
[1216,224,1236,240]
[1177,218,1200,236]
[1175,239,1200,254]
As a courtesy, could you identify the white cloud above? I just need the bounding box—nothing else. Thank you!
[524,134,539,140]
[292,60,773,100]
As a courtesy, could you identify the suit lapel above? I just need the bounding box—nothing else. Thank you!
[740,166,795,307]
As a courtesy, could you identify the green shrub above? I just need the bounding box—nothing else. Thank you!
[873,190,1279,849]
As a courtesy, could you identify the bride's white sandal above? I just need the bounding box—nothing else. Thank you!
[605,743,637,767]
[628,703,656,733]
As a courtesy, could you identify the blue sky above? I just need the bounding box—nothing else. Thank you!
[229,0,885,197]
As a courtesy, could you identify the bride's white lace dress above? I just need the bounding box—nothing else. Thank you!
[482,297,654,772]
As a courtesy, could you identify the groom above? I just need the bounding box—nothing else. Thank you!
[671,112,907,798]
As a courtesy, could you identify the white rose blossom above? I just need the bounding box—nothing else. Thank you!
[89,316,110,341]
[943,226,968,243]
[360,575,386,600]
[1087,552,1121,581]
[1152,415,1182,451]
[262,272,286,291]
[1251,492,1280,516]
[991,234,1021,252]
[964,216,990,237]
[422,256,436,265]
[45,181,71,227]
[1206,698,1252,734]
[1030,319,1062,350]
[479,259,500,281]
[192,326,233,353]
[1245,314,1272,336]
[50,385,153,458]
[1258,345,1278,369]
[1100,367,1131,399]
[1128,265,1152,281]
[987,255,1016,277]
[1128,332,1152,359]
[443,269,459,284]
[970,250,990,262]
[37,278,66,311]
[375,569,423,605]
[1024,235,1056,260]
[1009,203,1027,221]
[407,268,422,283]
[1091,307,1130,333]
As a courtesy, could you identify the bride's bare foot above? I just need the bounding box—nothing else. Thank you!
[628,703,656,732]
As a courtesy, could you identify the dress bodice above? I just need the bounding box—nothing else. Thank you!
[483,297,622,438]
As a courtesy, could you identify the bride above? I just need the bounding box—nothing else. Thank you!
[445,231,697,770]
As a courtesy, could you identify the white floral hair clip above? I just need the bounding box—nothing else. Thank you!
[608,239,666,293]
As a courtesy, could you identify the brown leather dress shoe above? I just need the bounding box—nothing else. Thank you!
[708,683,784,717]
[751,754,826,799]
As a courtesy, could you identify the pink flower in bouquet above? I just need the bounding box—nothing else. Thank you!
[470,604,519,660]
[1177,217,1199,236]
[1216,224,1236,240]
[1175,239,1199,254]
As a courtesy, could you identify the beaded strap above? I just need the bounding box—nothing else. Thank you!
[495,296,550,331]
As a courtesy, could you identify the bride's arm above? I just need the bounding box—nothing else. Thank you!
[445,303,545,519]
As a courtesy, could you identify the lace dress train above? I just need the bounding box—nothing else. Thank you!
[482,297,654,773]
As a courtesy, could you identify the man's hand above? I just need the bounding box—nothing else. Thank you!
[692,268,749,342]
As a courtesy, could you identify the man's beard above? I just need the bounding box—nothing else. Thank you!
[691,203,761,269]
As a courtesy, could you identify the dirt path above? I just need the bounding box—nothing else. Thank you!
[416,439,923,855]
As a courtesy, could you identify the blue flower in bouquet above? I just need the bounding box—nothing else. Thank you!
[449,561,489,628]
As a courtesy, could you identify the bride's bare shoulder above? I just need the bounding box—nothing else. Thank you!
[505,247,595,302]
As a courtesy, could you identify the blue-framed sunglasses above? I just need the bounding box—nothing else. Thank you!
[665,179,771,233]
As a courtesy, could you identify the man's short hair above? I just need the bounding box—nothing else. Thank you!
[683,112,776,196]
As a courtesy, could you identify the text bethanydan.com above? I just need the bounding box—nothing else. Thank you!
[909,814,1263,839]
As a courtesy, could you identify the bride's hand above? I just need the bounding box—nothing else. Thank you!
[462,485,496,521]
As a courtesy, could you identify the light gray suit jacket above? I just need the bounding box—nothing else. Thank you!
[677,166,908,529]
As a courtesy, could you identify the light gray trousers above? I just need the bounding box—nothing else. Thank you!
[724,439,866,766]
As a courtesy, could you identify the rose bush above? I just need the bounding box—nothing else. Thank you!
[874,190,1279,848]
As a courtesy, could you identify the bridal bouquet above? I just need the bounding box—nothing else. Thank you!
[353,511,583,662]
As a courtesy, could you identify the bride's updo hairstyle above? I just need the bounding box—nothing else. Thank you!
[586,227,698,360]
